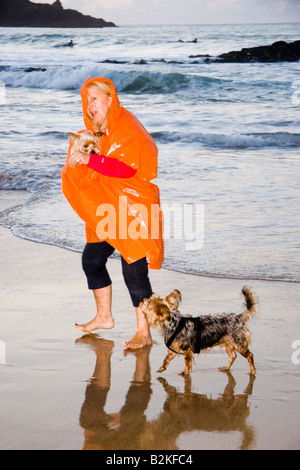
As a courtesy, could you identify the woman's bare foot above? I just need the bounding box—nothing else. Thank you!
[123,332,152,350]
[75,316,114,333]
[123,306,152,349]
[76,285,114,333]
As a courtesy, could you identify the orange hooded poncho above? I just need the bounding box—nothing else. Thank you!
[61,77,163,269]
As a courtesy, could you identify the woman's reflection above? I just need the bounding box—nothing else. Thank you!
[77,335,152,450]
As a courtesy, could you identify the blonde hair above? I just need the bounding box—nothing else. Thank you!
[86,81,112,133]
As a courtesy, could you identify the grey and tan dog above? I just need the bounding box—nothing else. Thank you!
[140,287,257,376]
[69,130,102,156]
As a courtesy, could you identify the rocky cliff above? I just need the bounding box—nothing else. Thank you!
[189,40,300,63]
[0,0,116,28]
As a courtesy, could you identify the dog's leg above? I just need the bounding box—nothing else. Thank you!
[180,350,193,376]
[240,348,256,375]
[220,343,237,372]
[157,350,177,373]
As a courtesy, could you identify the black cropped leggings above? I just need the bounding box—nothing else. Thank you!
[82,241,152,307]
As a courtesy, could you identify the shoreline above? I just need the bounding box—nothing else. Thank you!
[0,189,298,286]
[1,190,300,450]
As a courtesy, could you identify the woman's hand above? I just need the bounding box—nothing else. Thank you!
[68,151,91,167]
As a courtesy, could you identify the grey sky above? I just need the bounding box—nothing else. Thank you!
[32,0,300,25]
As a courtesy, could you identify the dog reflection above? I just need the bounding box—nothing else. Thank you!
[77,335,256,450]
[150,374,256,450]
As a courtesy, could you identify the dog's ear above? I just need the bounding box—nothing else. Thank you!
[94,132,104,138]
[157,303,170,321]
[68,132,78,141]
[166,290,181,309]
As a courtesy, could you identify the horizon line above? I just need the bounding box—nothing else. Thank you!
[116,21,300,26]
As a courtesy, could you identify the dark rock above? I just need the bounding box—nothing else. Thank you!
[207,40,300,63]
[101,59,127,64]
[25,67,47,72]
[134,59,148,64]
[189,54,211,58]
[52,0,63,10]
[0,0,116,28]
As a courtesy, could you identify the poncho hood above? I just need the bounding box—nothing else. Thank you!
[80,77,120,134]
[80,77,158,181]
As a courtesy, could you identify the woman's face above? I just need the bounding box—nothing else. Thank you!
[87,86,112,126]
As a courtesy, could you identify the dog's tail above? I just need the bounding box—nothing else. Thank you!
[241,286,257,322]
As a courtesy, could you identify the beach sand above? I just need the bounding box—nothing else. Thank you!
[0,191,299,450]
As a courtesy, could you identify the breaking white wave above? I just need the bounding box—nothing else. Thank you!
[0,65,225,93]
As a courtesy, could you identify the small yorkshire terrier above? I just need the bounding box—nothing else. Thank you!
[140,287,257,376]
[68,130,102,156]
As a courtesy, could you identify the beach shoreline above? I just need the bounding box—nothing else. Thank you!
[0,190,299,450]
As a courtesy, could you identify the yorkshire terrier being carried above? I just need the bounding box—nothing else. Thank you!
[68,130,102,156]
[140,287,257,376]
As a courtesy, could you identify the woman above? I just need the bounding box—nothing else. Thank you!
[61,77,163,349]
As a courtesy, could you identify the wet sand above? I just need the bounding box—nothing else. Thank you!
[0,192,299,450]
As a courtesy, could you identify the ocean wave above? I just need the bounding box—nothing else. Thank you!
[0,172,56,192]
[119,71,192,93]
[0,65,226,94]
[153,130,300,149]
[0,65,91,90]
[0,31,75,47]
[0,158,62,192]
[0,130,66,140]
[39,131,67,140]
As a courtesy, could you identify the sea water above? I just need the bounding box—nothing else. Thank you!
[0,23,299,282]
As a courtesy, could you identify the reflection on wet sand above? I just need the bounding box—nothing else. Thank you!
[76,335,256,450]
[152,375,255,450]
[77,335,152,450]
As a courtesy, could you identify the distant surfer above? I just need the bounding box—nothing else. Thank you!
[178,38,197,43]
[54,39,74,48]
